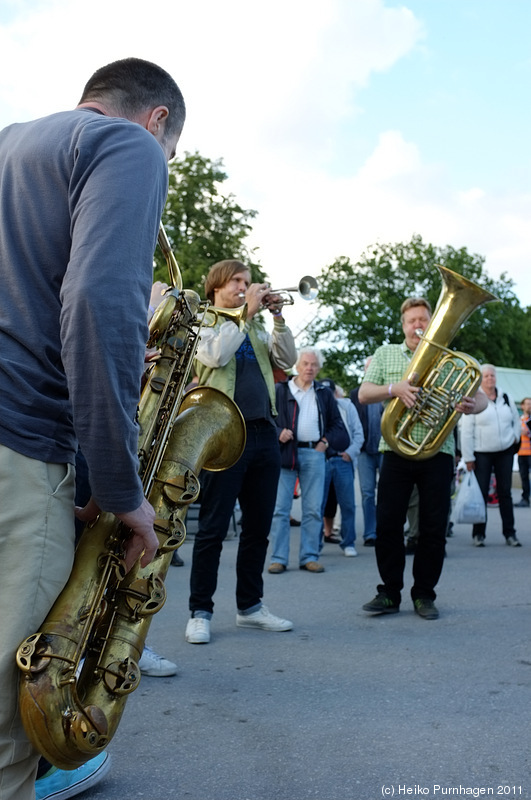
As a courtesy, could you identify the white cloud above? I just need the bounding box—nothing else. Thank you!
[1,0,529,319]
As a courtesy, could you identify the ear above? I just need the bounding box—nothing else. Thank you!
[146,105,169,136]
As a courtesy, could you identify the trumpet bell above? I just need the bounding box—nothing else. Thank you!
[266,275,319,307]
[297,275,318,301]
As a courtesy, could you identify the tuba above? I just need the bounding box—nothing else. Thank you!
[16,225,246,769]
[380,265,498,460]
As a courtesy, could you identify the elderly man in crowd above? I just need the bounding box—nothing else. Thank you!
[268,348,349,574]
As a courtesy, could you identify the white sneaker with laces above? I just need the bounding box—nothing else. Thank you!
[185,617,211,644]
[138,645,178,676]
[236,605,293,631]
[343,546,358,557]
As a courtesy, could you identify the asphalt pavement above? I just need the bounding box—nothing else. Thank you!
[81,489,530,800]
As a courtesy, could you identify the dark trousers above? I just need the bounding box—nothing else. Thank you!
[518,454,530,502]
[375,451,454,604]
[472,447,515,539]
[189,419,281,615]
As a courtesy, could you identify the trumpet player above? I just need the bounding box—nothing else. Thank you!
[359,297,487,621]
[185,260,297,644]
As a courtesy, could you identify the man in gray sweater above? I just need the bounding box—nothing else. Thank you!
[0,58,185,800]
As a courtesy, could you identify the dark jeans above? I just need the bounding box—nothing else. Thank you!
[189,419,280,615]
[518,454,530,502]
[375,451,454,604]
[472,447,515,539]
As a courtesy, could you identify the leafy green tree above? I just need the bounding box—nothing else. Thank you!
[153,151,266,296]
[304,235,530,389]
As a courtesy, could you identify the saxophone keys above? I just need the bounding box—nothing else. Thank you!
[16,632,52,674]
[102,659,141,695]
[124,576,167,616]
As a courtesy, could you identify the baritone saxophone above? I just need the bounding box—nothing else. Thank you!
[16,225,247,770]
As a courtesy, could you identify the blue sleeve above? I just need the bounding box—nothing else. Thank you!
[60,121,168,511]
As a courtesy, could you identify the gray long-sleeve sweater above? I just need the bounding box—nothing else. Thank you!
[0,108,168,511]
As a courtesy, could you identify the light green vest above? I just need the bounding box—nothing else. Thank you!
[194,322,278,416]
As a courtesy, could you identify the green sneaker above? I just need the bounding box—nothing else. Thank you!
[413,598,439,620]
[362,593,399,614]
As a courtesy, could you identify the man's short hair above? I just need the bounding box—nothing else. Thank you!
[400,297,432,321]
[204,260,248,303]
[296,347,323,369]
[79,57,186,138]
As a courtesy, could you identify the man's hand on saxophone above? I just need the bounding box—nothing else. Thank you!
[75,496,158,572]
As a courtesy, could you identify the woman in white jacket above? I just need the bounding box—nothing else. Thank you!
[460,364,521,546]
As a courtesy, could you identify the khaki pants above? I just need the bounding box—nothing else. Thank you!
[0,445,75,800]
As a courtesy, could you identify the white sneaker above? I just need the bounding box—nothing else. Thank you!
[185,617,211,644]
[236,605,293,631]
[343,546,358,557]
[138,645,177,677]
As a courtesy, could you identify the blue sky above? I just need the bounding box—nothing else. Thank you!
[350,1,530,192]
[0,0,529,330]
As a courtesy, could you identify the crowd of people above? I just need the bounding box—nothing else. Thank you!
[0,57,528,800]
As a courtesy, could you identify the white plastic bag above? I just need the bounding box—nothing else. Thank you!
[451,470,486,525]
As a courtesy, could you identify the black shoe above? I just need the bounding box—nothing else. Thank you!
[290,517,301,527]
[362,593,399,614]
[363,538,376,547]
[171,550,184,566]
[506,536,522,547]
[413,598,439,620]
[514,499,530,508]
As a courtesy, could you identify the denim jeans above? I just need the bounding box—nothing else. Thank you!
[357,451,382,541]
[472,447,515,539]
[321,456,356,548]
[189,419,280,615]
[270,448,326,566]
[375,451,453,604]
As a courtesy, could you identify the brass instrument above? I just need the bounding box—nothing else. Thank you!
[380,265,498,460]
[200,303,248,331]
[237,275,319,308]
[265,275,318,306]
[16,224,246,769]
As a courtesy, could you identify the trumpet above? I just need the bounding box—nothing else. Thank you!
[238,275,319,309]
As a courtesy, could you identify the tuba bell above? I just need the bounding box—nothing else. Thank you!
[380,265,499,460]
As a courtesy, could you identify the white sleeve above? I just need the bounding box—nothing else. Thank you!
[195,320,248,368]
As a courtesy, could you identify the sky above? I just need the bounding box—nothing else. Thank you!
[1,0,530,337]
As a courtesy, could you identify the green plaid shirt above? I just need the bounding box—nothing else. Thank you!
[363,341,455,456]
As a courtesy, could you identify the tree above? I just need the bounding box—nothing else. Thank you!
[303,235,530,389]
[153,151,266,296]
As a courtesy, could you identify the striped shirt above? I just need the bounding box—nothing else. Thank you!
[363,341,455,456]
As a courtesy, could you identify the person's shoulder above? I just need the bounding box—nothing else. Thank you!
[370,342,399,360]
[73,111,165,160]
